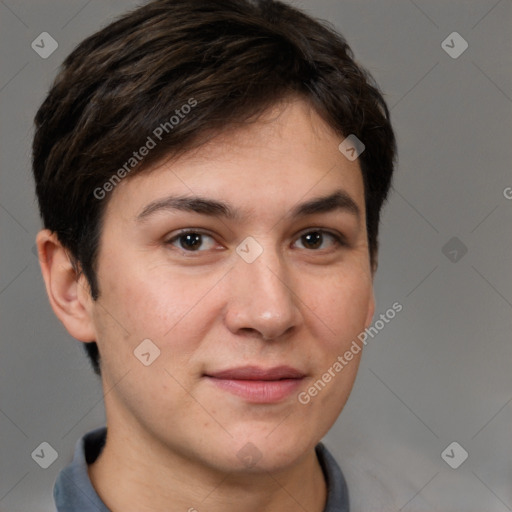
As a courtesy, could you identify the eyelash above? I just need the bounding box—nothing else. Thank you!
[165,228,347,255]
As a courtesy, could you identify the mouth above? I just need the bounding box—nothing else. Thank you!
[204,365,306,403]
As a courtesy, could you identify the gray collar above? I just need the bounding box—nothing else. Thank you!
[54,427,349,511]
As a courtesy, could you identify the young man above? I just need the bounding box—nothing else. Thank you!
[32,0,396,510]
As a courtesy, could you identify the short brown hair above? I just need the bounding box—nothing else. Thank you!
[32,0,397,376]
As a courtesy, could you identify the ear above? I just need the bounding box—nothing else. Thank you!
[36,229,96,342]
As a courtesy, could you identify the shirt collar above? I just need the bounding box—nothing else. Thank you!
[54,427,349,511]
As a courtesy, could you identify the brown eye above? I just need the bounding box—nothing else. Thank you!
[294,230,345,251]
[166,230,217,252]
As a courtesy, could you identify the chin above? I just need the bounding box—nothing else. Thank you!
[212,426,316,473]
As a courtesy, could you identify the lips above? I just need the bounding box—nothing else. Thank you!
[204,365,306,403]
[205,365,305,380]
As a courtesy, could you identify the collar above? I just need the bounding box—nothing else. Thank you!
[54,427,349,511]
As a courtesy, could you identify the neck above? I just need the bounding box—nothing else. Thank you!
[88,421,327,512]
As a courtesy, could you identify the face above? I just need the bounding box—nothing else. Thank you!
[84,98,375,473]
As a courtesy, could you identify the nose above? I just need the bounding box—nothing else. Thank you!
[224,240,302,341]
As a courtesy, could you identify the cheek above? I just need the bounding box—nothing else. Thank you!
[300,274,371,423]
[97,258,216,367]
[100,254,181,330]
[94,265,206,406]
[311,269,373,347]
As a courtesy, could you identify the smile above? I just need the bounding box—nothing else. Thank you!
[204,365,306,403]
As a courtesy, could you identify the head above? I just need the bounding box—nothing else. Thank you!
[33,0,395,473]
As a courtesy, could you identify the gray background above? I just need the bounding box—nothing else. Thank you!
[1,0,511,511]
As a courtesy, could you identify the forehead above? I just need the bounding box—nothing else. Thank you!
[105,98,365,223]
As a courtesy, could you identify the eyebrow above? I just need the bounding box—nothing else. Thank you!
[136,189,360,222]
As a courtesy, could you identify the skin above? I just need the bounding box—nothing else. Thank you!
[37,97,375,512]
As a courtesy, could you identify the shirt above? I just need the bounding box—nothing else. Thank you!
[54,426,350,511]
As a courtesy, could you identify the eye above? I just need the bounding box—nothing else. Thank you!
[166,230,218,252]
[165,228,346,254]
[293,230,345,251]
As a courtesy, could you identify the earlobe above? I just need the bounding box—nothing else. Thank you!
[36,229,96,342]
